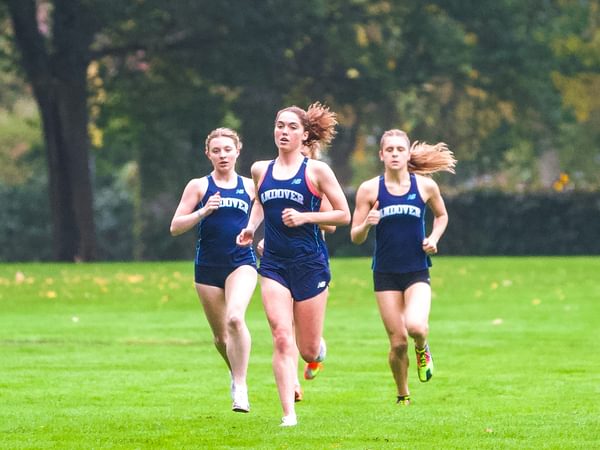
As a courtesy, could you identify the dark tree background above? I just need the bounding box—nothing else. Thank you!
[1,0,598,261]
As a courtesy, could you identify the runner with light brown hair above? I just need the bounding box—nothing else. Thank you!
[256,140,335,403]
[237,102,350,426]
[351,128,455,405]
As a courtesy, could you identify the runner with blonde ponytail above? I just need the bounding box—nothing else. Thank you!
[351,128,456,406]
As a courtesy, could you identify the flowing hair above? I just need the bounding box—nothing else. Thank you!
[380,129,456,175]
[204,127,243,151]
[276,102,338,157]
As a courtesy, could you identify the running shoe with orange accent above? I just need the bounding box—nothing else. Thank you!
[304,362,323,380]
[415,344,434,382]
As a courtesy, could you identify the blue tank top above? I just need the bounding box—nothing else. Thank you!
[373,173,431,273]
[258,157,324,259]
[195,175,256,267]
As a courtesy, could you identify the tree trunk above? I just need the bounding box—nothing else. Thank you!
[7,0,97,261]
[40,73,98,263]
[37,90,80,260]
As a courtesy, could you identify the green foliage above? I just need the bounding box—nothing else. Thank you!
[0,111,42,185]
[443,191,600,255]
[0,67,43,185]
[0,172,137,262]
[547,0,600,187]
[2,181,599,261]
[93,169,135,261]
[0,177,52,261]
[556,116,600,188]
[3,0,600,262]
[0,258,599,448]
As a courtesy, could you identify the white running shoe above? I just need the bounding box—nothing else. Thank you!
[232,388,250,413]
[316,338,327,362]
[280,414,297,427]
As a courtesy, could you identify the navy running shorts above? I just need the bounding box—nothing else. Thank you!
[195,264,255,289]
[373,269,430,292]
[258,252,330,301]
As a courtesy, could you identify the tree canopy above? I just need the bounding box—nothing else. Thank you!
[1,0,598,260]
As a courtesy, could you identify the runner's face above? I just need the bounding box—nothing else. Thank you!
[205,136,239,172]
[379,135,410,170]
[274,111,309,153]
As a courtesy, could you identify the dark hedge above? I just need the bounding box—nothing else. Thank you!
[1,184,598,261]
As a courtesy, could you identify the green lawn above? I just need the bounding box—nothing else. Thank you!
[1,257,599,449]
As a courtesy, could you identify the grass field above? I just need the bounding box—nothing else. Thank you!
[1,257,599,449]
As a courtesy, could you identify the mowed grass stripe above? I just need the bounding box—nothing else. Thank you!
[1,257,598,449]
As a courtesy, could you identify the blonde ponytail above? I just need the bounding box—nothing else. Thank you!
[408,141,456,175]
[380,129,456,175]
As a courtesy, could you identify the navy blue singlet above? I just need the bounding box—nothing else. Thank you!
[195,175,255,267]
[258,157,324,259]
[373,173,431,273]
